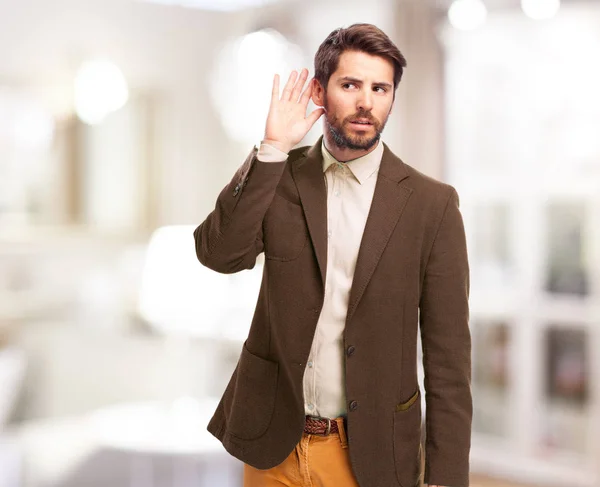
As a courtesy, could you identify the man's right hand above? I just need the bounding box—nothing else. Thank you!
[262,68,325,154]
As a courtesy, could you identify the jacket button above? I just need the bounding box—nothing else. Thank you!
[233,184,240,197]
[346,345,355,357]
[349,400,358,411]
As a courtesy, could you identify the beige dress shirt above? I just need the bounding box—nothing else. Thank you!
[257,139,384,419]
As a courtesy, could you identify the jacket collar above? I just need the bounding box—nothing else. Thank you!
[321,139,384,185]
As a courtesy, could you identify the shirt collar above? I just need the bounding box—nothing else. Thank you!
[321,139,384,185]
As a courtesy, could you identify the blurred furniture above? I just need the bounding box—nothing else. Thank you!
[0,230,136,329]
[0,437,22,487]
[86,397,241,487]
[0,346,27,487]
[0,346,27,426]
[11,397,242,487]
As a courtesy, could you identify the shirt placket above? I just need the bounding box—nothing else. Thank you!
[313,164,345,416]
[306,168,337,416]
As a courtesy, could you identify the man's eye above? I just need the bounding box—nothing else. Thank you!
[343,83,356,89]
[374,87,386,93]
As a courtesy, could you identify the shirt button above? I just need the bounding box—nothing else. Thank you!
[308,361,314,368]
[308,403,314,410]
[327,230,332,238]
[349,400,358,411]
[334,190,340,197]
[347,346,356,357]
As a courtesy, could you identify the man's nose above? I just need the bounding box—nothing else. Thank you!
[357,88,373,112]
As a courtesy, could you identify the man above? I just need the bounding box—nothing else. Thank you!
[194,23,471,487]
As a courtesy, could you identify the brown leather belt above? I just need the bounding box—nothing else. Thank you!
[304,415,343,436]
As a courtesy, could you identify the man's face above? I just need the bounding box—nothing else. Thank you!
[313,50,395,152]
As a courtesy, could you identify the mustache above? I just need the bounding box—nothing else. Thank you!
[344,111,378,124]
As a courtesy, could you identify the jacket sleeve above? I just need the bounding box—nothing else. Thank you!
[193,147,287,274]
[419,187,472,487]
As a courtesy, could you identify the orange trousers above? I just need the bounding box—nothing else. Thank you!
[243,416,360,487]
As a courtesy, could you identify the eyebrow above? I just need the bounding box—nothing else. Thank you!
[338,76,393,90]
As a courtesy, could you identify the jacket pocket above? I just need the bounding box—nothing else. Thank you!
[263,193,308,261]
[393,388,422,487]
[227,341,279,440]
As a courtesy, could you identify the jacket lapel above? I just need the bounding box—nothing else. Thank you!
[292,139,413,309]
[292,138,328,286]
[346,143,412,322]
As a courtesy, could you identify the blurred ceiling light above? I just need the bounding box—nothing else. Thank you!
[521,0,560,20]
[448,0,487,30]
[136,0,281,12]
[210,28,304,146]
[74,59,129,125]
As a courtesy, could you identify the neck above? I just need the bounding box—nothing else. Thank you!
[322,131,380,163]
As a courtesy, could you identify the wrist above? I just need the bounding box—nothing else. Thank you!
[262,138,292,154]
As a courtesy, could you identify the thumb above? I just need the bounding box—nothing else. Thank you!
[306,108,325,128]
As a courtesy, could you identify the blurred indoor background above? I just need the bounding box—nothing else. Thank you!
[0,0,598,486]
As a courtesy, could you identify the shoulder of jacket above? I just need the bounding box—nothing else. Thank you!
[402,162,457,202]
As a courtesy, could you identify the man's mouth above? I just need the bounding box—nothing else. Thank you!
[350,119,373,126]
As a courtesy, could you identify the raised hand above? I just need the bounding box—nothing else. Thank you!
[263,68,325,154]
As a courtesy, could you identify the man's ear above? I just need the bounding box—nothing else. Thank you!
[312,79,325,107]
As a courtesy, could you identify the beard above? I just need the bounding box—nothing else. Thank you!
[323,99,389,152]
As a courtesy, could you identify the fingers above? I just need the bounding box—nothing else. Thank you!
[281,70,298,101]
[290,68,309,102]
[279,68,311,102]
[271,74,280,101]
[300,78,315,107]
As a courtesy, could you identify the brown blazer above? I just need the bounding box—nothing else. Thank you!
[194,137,472,487]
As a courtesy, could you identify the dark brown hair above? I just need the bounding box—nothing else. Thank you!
[314,23,407,93]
